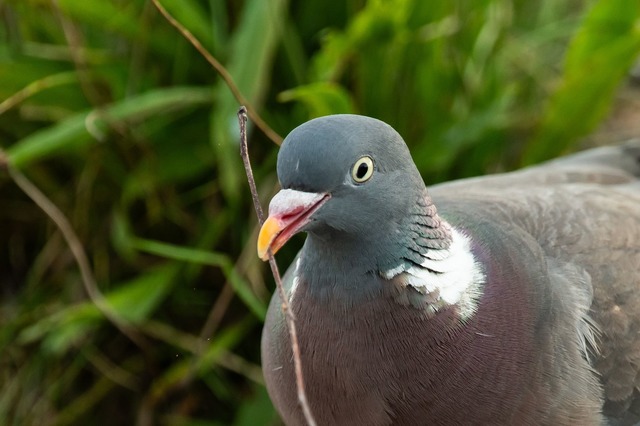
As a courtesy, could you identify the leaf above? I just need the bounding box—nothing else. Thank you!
[50,0,176,57]
[233,384,277,426]
[147,319,254,400]
[525,0,640,164]
[6,86,212,168]
[130,238,267,319]
[278,82,356,117]
[211,0,289,207]
[18,265,177,354]
[156,0,213,50]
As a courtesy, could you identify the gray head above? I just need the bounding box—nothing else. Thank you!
[258,114,435,275]
[278,115,420,190]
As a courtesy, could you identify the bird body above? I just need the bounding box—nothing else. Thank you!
[258,115,640,425]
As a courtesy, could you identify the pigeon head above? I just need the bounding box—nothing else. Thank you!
[276,114,420,193]
[258,114,440,274]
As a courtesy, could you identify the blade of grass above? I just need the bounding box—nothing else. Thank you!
[53,0,176,58]
[210,0,288,206]
[140,318,254,422]
[17,264,178,354]
[6,86,212,168]
[525,0,640,164]
[0,71,78,115]
[129,237,266,319]
[151,0,282,145]
[6,162,149,351]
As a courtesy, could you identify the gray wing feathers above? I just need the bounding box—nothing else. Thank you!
[432,139,640,192]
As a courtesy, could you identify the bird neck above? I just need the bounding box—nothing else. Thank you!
[299,191,462,302]
[382,227,485,319]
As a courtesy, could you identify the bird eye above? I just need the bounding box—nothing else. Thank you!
[351,156,374,183]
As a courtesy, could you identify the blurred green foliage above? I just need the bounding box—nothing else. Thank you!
[1,0,639,424]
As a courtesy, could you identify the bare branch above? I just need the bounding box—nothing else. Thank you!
[152,0,283,146]
[238,107,316,426]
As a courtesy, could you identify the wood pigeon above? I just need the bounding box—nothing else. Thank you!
[257,114,640,425]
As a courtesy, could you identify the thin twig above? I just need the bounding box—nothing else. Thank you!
[238,107,316,426]
[151,0,283,146]
[4,156,148,351]
[239,109,266,224]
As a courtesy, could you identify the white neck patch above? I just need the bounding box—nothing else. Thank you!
[382,228,484,318]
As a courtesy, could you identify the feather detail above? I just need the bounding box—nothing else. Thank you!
[382,228,484,319]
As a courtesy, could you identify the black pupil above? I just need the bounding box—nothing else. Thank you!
[356,162,369,179]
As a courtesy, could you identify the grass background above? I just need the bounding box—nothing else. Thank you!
[1,0,640,424]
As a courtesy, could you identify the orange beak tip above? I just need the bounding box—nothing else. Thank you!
[257,216,282,261]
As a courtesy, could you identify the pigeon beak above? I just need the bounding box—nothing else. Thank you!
[257,189,330,261]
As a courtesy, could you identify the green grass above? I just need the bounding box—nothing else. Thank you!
[1,0,639,424]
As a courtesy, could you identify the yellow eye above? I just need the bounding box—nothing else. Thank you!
[351,156,374,183]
